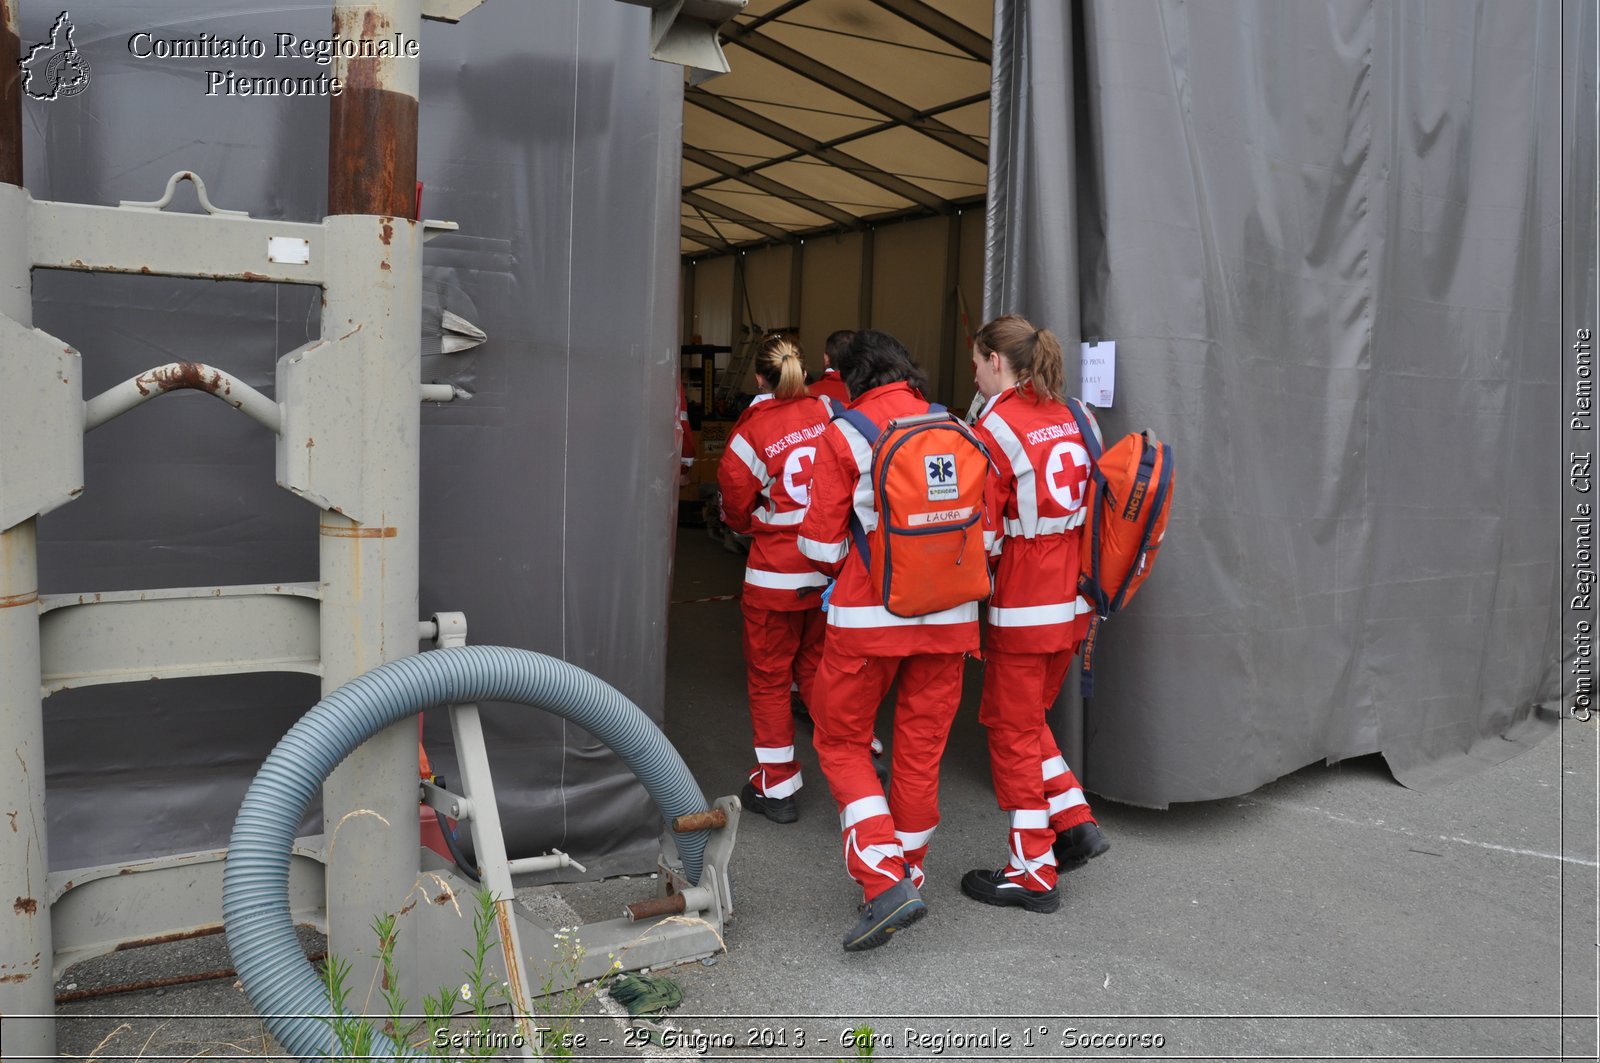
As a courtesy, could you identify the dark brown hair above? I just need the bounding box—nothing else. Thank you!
[824,329,856,366]
[975,314,1066,403]
[836,329,928,399]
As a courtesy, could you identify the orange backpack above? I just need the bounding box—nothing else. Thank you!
[836,406,992,617]
[1064,397,1174,694]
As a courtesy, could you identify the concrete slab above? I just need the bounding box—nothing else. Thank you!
[40,528,1598,1060]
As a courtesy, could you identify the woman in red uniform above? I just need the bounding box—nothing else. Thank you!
[807,329,853,404]
[964,314,1110,914]
[797,329,979,951]
[717,336,835,824]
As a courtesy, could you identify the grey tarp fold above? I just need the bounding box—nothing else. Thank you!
[26,0,682,873]
[987,0,1573,806]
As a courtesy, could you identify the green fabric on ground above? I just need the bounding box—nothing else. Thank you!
[608,972,684,1017]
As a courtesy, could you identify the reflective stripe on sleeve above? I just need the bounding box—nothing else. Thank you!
[1041,756,1069,780]
[727,433,771,485]
[835,419,879,534]
[753,506,806,526]
[981,411,1038,535]
[744,567,829,590]
[797,536,849,564]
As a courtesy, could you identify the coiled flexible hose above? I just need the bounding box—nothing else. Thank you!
[222,645,710,1062]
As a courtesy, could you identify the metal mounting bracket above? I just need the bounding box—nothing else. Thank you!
[118,170,249,217]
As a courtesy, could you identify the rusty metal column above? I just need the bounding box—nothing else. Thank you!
[1,0,20,187]
[0,0,54,1049]
[320,0,425,1005]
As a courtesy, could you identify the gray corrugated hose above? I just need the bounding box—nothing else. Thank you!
[222,645,711,1062]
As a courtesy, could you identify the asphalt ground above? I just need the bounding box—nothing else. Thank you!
[40,527,1600,1061]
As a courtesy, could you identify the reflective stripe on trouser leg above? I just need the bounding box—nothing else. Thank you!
[1038,645,1095,835]
[884,652,966,881]
[896,825,936,889]
[813,652,905,900]
[749,765,803,799]
[840,795,904,894]
[1042,753,1093,832]
[1004,807,1058,890]
[742,604,809,795]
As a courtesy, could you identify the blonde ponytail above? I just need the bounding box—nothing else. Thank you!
[756,335,809,400]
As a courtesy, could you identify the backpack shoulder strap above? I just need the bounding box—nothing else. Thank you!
[833,406,879,443]
[832,408,880,568]
[1065,396,1111,501]
[1063,397,1104,462]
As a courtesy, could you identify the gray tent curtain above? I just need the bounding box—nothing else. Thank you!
[27,0,682,873]
[987,0,1575,806]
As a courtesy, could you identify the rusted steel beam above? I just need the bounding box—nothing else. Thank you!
[624,894,688,922]
[83,361,284,433]
[672,808,728,833]
[1,0,21,187]
[112,924,224,951]
[327,4,419,217]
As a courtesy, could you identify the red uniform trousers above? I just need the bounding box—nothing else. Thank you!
[741,603,824,799]
[978,648,1096,890]
[811,647,965,902]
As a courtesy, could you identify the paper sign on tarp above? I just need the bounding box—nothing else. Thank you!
[1081,340,1115,407]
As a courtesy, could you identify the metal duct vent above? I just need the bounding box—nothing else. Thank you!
[616,0,747,84]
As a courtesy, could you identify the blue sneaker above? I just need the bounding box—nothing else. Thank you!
[842,877,927,952]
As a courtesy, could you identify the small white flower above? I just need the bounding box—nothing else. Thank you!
[460,982,473,1002]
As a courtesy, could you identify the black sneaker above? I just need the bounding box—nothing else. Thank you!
[1054,821,1110,872]
[842,877,927,951]
[740,781,798,824]
[959,868,1061,913]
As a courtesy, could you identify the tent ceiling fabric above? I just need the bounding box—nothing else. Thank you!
[681,0,993,255]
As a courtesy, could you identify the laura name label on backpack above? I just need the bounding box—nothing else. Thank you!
[907,506,975,527]
[924,453,959,500]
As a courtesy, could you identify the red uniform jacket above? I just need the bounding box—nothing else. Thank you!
[677,380,695,466]
[972,385,1098,653]
[808,368,850,405]
[718,394,834,611]
[797,381,981,657]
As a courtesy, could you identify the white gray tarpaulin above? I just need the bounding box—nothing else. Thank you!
[987,0,1587,805]
[22,0,682,873]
